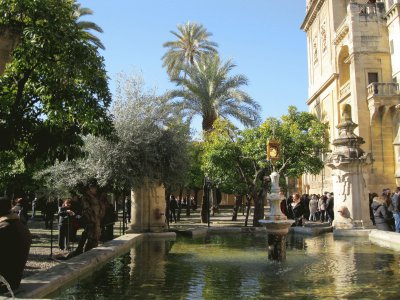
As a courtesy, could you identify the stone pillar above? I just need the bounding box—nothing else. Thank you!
[127,179,166,233]
[394,105,400,186]
[326,104,372,229]
[0,26,21,74]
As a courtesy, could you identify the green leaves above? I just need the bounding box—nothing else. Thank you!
[202,107,329,197]
[162,21,218,79]
[0,0,112,194]
[171,53,261,132]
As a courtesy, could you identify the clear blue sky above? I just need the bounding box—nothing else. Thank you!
[79,0,309,130]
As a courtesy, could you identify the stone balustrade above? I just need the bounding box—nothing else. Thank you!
[340,81,351,98]
[367,82,400,98]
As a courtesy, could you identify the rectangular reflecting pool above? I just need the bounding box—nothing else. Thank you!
[51,233,400,299]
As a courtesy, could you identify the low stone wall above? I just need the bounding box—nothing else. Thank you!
[15,234,144,299]
[369,229,400,251]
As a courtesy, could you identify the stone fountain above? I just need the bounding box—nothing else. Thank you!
[259,171,294,261]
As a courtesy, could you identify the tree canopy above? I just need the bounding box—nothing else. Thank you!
[0,0,112,194]
[170,53,261,132]
[202,107,329,225]
[162,21,218,79]
[37,73,191,197]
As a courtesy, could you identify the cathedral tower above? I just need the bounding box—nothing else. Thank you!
[302,0,400,195]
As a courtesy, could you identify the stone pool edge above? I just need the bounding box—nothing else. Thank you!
[14,233,146,299]
[10,227,400,299]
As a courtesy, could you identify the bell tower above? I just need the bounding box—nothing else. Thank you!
[301,0,400,195]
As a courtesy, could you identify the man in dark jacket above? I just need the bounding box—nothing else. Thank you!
[0,197,31,293]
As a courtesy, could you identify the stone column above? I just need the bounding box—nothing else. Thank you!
[326,104,372,229]
[127,179,166,233]
[394,105,400,186]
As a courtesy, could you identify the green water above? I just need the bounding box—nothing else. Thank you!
[52,233,400,299]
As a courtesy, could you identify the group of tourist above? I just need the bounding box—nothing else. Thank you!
[370,187,400,232]
[168,195,197,223]
[0,179,120,293]
[280,192,335,227]
[59,181,117,255]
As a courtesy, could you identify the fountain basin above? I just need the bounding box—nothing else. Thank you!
[258,219,294,235]
[48,233,400,299]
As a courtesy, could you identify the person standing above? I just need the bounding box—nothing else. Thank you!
[326,193,335,226]
[318,196,327,222]
[371,195,393,231]
[279,191,288,217]
[290,193,304,226]
[0,197,31,292]
[169,195,178,223]
[57,199,75,251]
[391,187,400,233]
[308,195,319,222]
[31,197,38,220]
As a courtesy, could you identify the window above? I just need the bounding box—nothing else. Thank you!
[368,72,378,84]
[368,72,379,94]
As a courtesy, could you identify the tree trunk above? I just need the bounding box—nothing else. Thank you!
[252,193,265,227]
[213,188,221,215]
[232,195,242,221]
[193,189,199,211]
[201,193,208,223]
[165,189,170,229]
[177,188,183,221]
[244,195,251,227]
[185,191,191,216]
[201,179,209,223]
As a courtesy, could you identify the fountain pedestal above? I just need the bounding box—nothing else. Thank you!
[325,104,372,229]
[259,171,294,261]
[128,179,166,233]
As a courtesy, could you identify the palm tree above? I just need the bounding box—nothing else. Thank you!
[73,4,105,50]
[171,53,261,132]
[170,53,261,223]
[162,21,218,79]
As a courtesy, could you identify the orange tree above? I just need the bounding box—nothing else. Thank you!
[0,0,112,195]
[202,107,329,226]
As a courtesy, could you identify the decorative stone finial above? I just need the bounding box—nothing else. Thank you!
[326,104,371,165]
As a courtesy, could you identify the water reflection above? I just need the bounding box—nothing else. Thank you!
[52,233,400,300]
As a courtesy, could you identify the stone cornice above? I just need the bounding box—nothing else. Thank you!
[333,21,349,45]
[385,3,400,26]
[301,0,325,32]
[306,73,338,106]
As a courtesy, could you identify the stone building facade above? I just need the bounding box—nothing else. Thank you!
[301,0,400,195]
